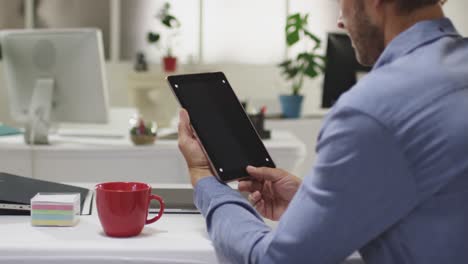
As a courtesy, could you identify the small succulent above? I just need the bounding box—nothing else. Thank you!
[130,118,157,136]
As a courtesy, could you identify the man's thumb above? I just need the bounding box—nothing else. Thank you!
[246,166,285,182]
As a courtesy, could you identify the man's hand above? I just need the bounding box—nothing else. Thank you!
[239,166,302,221]
[178,109,212,186]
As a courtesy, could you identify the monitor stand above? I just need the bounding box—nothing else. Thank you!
[24,79,54,145]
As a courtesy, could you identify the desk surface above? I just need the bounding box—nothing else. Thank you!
[0,213,362,264]
[0,213,217,264]
[0,131,366,263]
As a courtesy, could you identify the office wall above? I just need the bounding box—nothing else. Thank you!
[34,0,111,59]
[444,0,468,36]
[0,1,466,126]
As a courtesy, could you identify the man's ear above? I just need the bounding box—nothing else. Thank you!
[371,0,386,10]
[366,0,384,16]
[367,0,388,25]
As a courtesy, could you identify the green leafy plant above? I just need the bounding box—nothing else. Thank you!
[278,13,326,96]
[147,2,181,58]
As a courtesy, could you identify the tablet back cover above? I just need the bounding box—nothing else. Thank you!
[168,72,275,182]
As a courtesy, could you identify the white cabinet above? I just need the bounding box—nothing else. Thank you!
[0,131,306,185]
[127,71,180,128]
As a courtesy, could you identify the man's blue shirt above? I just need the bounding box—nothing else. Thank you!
[194,18,468,263]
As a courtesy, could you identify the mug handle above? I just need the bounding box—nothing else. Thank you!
[146,194,165,224]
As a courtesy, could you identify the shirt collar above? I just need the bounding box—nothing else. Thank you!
[373,18,461,69]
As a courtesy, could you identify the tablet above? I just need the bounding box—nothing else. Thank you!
[167,72,275,182]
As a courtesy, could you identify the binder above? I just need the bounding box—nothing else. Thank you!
[0,172,92,215]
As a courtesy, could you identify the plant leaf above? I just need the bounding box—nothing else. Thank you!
[286,30,300,46]
[304,63,318,78]
[280,12,325,94]
[284,67,300,79]
[162,15,180,28]
[278,60,292,68]
[285,13,302,46]
[278,59,300,79]
[303,14,309,23]
[287,13,301,26]
[147,32,160,43]
[304,30,321,50]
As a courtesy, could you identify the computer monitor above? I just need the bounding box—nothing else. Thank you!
[1,28,109,144]
[322,33,372,108]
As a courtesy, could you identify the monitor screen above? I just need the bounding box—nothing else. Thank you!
[322,33,372,108]
[1,29,109,144]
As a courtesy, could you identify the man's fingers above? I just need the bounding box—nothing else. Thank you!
[255,199,265,216]
[178,109,194,147]
[178,109,191,135]
[248,193,267,218]
[248,191,262,205]
[238,180,263,193]
[238,181,251,192]
[246,166,287,182]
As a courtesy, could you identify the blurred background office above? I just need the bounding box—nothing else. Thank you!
[0,0,466,177]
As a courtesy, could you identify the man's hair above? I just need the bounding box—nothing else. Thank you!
[395,0,442,13]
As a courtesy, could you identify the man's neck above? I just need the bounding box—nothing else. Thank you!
[383,5,445,46]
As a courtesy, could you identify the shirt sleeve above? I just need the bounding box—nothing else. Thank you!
[194,107,420,264]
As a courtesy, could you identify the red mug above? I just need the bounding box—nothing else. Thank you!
[95,182,165,237]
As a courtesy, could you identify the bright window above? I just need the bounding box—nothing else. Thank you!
[120,0,199,63]
[34,0,111,59]
[202,0,286,64]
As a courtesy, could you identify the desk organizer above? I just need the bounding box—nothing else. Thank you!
[248,113,271,139]
[31,193,80,227]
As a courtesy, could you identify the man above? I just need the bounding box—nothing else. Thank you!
[178,0,468,263]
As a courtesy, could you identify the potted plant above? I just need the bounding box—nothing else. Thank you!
[278,13,326,118]
[129,117,157,145]
[147,2,181,72]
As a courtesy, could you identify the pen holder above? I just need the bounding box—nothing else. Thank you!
[248,113,271,139]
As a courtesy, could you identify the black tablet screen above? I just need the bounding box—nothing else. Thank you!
[168,72,275,181]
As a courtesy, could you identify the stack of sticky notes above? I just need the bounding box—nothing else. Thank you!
[31,193,80,227]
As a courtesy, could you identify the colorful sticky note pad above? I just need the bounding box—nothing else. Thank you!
[31,193,80,227]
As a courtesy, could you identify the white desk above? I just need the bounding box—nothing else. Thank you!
[0,213,217,264]
[0,130,306,185]
[0,213,363,264]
